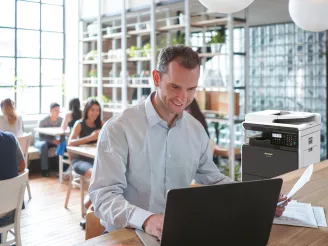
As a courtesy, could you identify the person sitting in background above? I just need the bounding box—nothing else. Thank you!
[0,130,25,244]
[185,98,209,137]
[61,98,82,131]
[68,99,103,210]
[0,98,24,137]
[34,102,63,177]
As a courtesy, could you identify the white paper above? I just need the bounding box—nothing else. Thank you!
[273,202,318,228]
[277,164,313,206]
[312,206,328,227]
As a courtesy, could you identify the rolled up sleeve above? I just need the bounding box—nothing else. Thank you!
[88,119,153,230]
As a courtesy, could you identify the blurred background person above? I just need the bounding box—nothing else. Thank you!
[61,98,82,131]
[0,98,24,136]
[68,98,103,210]
[34,102,63,177]
[185,98,209,137]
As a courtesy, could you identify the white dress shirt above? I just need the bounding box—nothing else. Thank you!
[89,92,233,232]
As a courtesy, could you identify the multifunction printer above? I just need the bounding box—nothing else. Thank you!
[242,110,321,181]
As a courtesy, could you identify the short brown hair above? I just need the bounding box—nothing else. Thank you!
[156,45,200,76]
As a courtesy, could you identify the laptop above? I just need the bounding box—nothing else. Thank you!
[136,178,282,246]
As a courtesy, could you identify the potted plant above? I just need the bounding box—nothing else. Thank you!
[208,29,226,54]
[143,43,151,58]
[87,22,98,37]
[88,69,97,84]
[221,162,241,182]
[172,33,185,45]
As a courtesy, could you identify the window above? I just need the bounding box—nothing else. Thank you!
[0,0,65,114]
[248,23,327,159]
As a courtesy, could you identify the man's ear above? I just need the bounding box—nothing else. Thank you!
[152,70,160,88]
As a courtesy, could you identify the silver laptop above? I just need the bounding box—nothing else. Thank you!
[136,230,160,246]
[135,179,282,246]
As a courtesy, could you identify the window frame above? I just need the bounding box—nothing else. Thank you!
[0,0,65,114]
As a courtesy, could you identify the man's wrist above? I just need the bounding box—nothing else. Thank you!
[142,214,153,230]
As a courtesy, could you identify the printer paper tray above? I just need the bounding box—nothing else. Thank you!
[242,145,298,180]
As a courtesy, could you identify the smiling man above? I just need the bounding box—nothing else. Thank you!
[89,45,289,240]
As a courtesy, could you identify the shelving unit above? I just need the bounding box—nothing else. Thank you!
[77,0,249,180]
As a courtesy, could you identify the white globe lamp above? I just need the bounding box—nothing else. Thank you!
[289,0,328,32]
[199,0,254,14]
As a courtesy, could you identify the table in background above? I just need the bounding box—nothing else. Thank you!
[34,127,70,182]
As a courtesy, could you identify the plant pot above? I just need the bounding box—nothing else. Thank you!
[90,77,97,84]
[87,23,98,37]
[135,22,150,31]
[178,13,185,25]
[211,43,223,54]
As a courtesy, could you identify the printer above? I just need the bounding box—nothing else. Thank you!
[242,110,321,181]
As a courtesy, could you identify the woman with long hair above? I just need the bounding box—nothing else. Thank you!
[0,98,23,136]
[68,98,103,210]
[185,98,209,137]
[61,98,82,131]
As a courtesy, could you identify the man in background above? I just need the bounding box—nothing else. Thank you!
[34,102,63,177]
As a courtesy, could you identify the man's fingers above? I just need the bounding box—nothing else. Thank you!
[275,207,285,217]
[156,228,162,240]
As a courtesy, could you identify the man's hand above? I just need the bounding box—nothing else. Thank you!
[275,194,291,217]
[142,214,164,240]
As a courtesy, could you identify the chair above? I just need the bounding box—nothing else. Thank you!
[85,207,105,240]
[17,133,32,200]
[0,170,29,246]
[59,152,71,183]
[64,159,89,219]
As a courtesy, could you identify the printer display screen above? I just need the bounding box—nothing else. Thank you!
[271,132,297,147]
[272,133,282,138]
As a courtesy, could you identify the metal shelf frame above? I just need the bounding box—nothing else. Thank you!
[77,0,249,180]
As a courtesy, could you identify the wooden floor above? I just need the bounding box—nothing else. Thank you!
[18,173,86,246]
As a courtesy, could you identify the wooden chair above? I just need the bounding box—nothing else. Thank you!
[64,159,89,219]
[85,207,105,240]
[0,170,29,246]
[17,132,32,200]
[59,152,70,183]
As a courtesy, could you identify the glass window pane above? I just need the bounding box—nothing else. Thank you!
[41,59,63,85]
[41,5,63,32]
[0,29,15,56]
[42,0,63,5]
[0,58,15,86]
[17,1,40,30]
[41,87,63,113]
[0,88,15,102]
[17,58,40,86]
[41,32,63,58]
[0,0,15,27]
[16,87,40,114]
[17,30,40,57]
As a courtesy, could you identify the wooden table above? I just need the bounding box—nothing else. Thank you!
[34,127,70,136]
[66,144,97,159]
[34,127,70,182]
[75,161,328,246]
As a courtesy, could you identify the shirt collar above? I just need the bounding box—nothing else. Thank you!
[145,92,184,128]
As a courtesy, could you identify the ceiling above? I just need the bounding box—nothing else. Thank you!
[99,0,293,26]
[189,0,292,26]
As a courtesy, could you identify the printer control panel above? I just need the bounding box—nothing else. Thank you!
[271,132,297,147]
